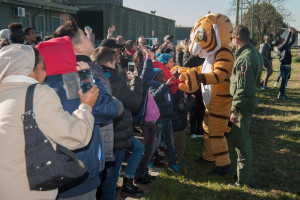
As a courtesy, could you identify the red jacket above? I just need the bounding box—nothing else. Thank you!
[153,61,181,94]
[36,36,77,76]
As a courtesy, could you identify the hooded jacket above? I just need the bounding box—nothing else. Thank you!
[0,44,94,200]
[37,37,117,198]
[101,65,143,150]
[148,69,173,119]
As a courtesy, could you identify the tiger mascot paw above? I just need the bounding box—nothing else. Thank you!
[178,67,201,93]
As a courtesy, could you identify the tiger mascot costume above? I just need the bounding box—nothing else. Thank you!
[179,13,234,174]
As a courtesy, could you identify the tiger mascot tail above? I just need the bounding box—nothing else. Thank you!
[178,13,234,173]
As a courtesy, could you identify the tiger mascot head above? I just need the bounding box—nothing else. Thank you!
[189,13,233,58]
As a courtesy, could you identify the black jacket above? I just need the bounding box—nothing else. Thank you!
[149,80,173,119]
[102,66,143,150]
[278,32,296,65]
[175,50,184,66]
[172,90,195,132]
[182,51,205,67]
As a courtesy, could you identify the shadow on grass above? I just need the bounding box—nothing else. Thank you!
[146,175,277,200]
[178,103,300,198]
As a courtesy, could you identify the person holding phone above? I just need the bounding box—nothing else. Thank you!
[38,16,118,200]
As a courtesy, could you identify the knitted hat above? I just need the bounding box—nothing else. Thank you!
[36,36,76,76]
[157,53,171,66]
[0,29,10,40]
[152,68,163,80]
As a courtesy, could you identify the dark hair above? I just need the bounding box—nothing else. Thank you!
[91,47,116,66]
[232,25,250,43]
[124,40,135,51]
[133,49,143,71]
[24,27,34,36]
[53,15,81,44]
[43,36,53,41]
[8,22,24,43]
[32,46,41,69]
[0,38,10,48]
[8,22,23,33]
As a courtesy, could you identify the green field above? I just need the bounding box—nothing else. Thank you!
[145,59,300,200]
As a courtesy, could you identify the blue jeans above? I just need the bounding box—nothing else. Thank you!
[125,136,144,178]
[99,150,125,200]
[279,64,291,96]
[156,118,176,166]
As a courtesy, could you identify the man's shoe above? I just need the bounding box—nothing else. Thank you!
[168,164,181,175]
[133,126,141,134]
[135,176,152,185]
[194,156,214,163]
[264,86,270,90]
[228,182,244,188]
[278,94,288,99]
[121,177,145,198]
[208,165,233,176]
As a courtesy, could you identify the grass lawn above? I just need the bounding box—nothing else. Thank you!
[145,59,300,200]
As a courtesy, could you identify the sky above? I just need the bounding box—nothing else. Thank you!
[123,0,300,30]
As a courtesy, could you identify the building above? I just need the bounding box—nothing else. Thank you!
[0,0,78,39]
[0,0,175,42]
[175,27,192,41]
[62,0,175,41]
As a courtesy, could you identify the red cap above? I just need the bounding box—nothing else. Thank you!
[36,36,76,76]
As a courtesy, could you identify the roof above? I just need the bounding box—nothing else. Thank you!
[0,0,79,13]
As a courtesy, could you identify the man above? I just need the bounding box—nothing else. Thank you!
[38,16,118,200]
[230,25,263,188]
[151,37,160,53]
[164,35,173,43]
[259,34,273,90]
[138,36,145,47]
[277,27,296,99]
[24,27,37,45]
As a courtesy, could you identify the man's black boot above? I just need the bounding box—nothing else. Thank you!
[208,164,233,176]
[120,177,144,198]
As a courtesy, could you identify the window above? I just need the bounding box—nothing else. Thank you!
[20,13,30,28]
[51,17,60,34]
[35,15,45,35]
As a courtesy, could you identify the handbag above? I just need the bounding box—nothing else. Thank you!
[21,84,87,191]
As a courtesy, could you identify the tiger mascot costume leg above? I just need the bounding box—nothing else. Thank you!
[179,13,234,175]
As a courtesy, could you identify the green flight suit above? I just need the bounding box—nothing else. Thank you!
[230,42,263,186]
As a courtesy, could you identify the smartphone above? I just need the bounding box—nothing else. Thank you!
[77,69,94,93]
[128,62,135,72]
[86,26,92,32]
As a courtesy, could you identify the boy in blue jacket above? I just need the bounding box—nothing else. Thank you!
[148,68,180,174]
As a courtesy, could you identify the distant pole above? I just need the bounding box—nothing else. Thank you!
[251,0,254,39]
[240,0,243,24]
[235,0,240,26]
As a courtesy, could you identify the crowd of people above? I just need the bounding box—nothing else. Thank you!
[0,13,297,200]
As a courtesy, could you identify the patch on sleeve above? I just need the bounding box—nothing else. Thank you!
[241,65,245,78]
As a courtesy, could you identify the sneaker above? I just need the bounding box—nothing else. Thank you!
[194,156,214,163]
[274,82,278,87]
[157,149,166,157]
[278,94,288,99]
[264,86,270,90]
[190,134,197,139]
[148,163,154,170]
[168,164,181,175]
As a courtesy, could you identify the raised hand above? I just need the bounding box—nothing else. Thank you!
[108,25,116,35]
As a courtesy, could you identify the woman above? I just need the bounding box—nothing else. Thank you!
[0,44,98,200]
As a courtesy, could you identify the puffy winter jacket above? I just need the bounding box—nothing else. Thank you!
[102,66,143,150]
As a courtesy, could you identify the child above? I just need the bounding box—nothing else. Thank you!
[170,67,195,168]
[148,68,180,174]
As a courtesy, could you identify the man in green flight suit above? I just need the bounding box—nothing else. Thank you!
[229,25,263,188]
